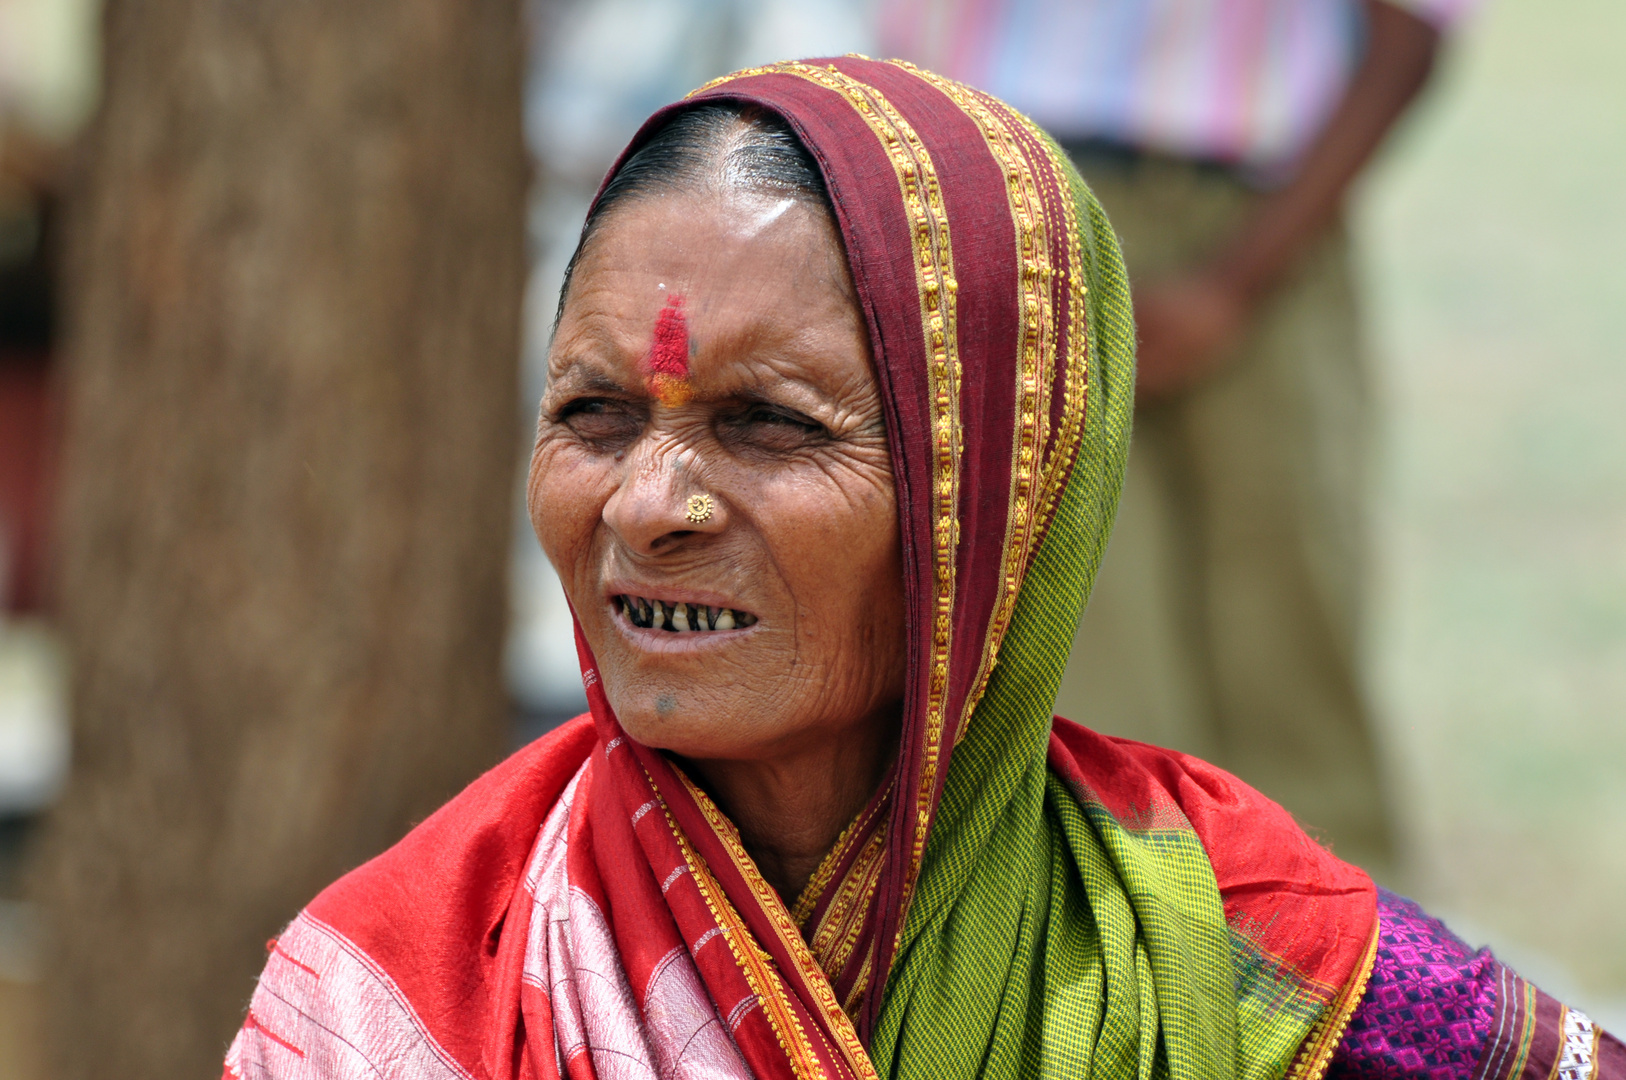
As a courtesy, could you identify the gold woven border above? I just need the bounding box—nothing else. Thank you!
[807,827,888,986]
[789,783,892,1017]
[1000,109,1092,539]
[1285,915,1383,1080]
[676,770,878,1080]
[662,804,825,1079]
[890,61,1091,732]
[789,783,890,927]
[841,947,876,1019]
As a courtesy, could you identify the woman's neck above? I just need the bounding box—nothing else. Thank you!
[679,711,900,903]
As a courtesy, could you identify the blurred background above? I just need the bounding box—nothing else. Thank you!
[0,0,1621,1074]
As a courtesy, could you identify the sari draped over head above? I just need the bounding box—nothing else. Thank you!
[227,58,1377,1080]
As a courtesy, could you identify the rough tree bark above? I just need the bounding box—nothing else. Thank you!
[36,0,527,1074]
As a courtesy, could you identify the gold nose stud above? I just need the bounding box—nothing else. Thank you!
[685,493,715,524]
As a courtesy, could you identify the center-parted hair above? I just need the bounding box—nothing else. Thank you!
[555,103,833,327]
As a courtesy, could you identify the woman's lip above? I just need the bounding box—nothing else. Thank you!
[612,617,761,648]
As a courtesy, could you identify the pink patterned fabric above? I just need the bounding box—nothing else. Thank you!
[225,915,473,1080]
[226,759,754,1080]
[1330,890,1625,1080]
[1331,890,1499,1080]
[518,766,751,1078]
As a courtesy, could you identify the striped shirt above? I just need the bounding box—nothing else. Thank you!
[878,0,1477,174]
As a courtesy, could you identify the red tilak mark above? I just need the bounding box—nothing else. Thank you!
[645,294,693,406]
[648,295,689,377]
[244,1010,306,1059]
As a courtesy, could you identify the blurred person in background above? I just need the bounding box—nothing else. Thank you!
[0,0,94,616]
[881,0,1473,877]
[0,0,92,873]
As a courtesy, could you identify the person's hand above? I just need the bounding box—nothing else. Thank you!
[1132,273,1250,402]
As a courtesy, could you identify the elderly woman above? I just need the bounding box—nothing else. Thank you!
[226,59,1618,1080]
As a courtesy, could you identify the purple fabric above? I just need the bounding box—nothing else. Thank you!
[1330,889,1500,1080]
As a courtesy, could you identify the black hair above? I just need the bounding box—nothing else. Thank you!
[555,103,833,327]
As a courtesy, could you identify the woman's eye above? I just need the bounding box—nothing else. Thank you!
[720,405,826,452]
[556,399,642,448]
[748,407,812,428]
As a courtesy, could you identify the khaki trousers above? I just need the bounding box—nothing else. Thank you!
[1054,155,1397,876]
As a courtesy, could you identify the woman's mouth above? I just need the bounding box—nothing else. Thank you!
[613,595,759,633]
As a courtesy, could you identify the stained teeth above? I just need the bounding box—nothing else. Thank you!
[618,596,754,632]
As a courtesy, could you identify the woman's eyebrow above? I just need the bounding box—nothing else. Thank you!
[550,365,634,396]
[729,385,823,410]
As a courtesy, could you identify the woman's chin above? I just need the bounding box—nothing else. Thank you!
[611,702,770,762]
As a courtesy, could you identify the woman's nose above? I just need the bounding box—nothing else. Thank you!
[600,438,725,555]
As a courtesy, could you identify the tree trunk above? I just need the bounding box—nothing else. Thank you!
[36,0,526,1074]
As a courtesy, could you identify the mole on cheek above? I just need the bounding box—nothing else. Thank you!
[645,295,692,407]
[656,693,677,715]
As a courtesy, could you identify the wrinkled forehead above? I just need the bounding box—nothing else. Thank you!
[566,186,851,316]
[548,189,870,399]
[589,185,837,278]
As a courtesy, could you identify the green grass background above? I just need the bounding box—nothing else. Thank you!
[1360,0,1626,1024]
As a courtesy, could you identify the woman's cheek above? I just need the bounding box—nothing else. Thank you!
[529,439,613,568]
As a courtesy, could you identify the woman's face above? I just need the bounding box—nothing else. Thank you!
[530,186,907,765]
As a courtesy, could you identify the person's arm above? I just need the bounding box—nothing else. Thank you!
[1134,0,1442,400]
[1326,890,1626,1080]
